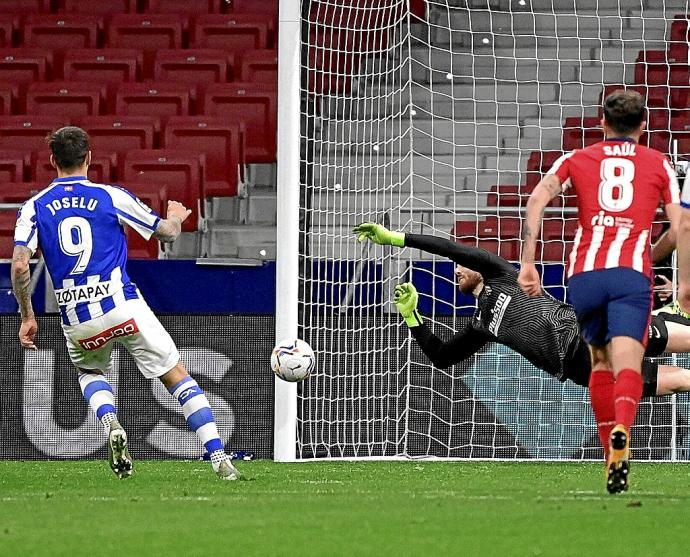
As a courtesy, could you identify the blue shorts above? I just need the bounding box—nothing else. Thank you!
[567,268,652,348]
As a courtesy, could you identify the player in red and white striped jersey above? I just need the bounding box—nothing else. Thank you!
[550,136,678,279]
[518,90,681,494]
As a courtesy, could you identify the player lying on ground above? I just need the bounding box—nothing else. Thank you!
[353,223,690,397]
[11,126,241,481]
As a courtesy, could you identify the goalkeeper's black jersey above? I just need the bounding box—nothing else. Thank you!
[405,234,585,382]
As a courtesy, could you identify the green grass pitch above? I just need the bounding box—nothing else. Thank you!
[1,460,689,556]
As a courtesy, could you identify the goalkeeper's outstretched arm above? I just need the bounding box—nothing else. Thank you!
[353,223,514,279]
[410,323,490,369]
[394,283,488,369]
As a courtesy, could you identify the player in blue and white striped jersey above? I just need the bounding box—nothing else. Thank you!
[11,126,241,481]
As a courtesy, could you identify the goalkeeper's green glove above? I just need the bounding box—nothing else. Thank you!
[394,283,423,328]
[352,222,405,247]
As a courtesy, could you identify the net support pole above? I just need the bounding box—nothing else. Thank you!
[273,0,301,462]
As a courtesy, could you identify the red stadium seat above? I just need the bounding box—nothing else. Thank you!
[153,49,229,87]
[562,116,602,151]
[634,50,671,86]
[540,219,578,262]
[306,2,393,54]
[455,216,522,261]
[525,150,564,187]
[540,240,574,263]
[225,0,277,20]
[62,49,141,88]
[0,82,16,114]
[31,150,112,184]
[644,130,672,155]
[76,116,157,168]
[0,182,44,204]
[670,16,689,62]
[121,149,204,231]
[671,113,690,159]
[452,220,483,240]
[25,82,104,118]
[671,112,690,133]
[0,210,18,258]
[0,116,68,153]
[107,15,183,52]
[671,16,689,43]
[115,82,192,120]
[0,49,52,92]
[0,214,14,256]
[201,82,276,163]
[475,216,521,239]
[487,184,523,207]
[23,15,100,51]
[0,0,50,14]
[542,218,578,242]
[647,107,671,132]
[107,15,184,79]
[190,14,269,54]
[163,116,243,197]
[146,0,221,16]
[0,15,15,48]
[305,27,362,95]
[452,217,522,261]
[669,65,690,108]
[238,49,277,84]
[0,151,27,182]
[58,0,136,16]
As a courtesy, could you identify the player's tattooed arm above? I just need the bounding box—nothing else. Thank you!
[153,217,182,243]
[11,245,33,320]
[519,175,562,296]
[153,200,192,243]
[12,245,38,349]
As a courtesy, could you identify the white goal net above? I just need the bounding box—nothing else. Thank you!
[296,0,690,460]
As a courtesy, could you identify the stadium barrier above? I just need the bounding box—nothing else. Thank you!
[0,315,274,460]
[1,312,686,461]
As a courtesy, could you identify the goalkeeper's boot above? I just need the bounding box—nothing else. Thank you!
[606,424,630,494]
[108,419,133,479]
[654,300,690,324]
[214,457,242,481]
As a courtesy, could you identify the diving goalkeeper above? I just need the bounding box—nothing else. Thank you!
[353,223,690,399]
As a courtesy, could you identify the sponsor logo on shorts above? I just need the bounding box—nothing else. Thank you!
[78,318,139,351]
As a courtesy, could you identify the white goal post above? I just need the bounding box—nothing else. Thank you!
[275,0,690,462]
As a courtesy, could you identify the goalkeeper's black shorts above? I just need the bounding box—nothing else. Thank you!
[562,314,668,398]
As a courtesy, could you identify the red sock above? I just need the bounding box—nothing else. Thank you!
[589,370,616,459]
[614,368,643,431]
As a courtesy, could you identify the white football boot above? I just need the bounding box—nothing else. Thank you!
[214,457,242,481]
[108,419,133,479]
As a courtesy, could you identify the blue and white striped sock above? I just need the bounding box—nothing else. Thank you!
[168,377,227,468]
[78,373,117,434]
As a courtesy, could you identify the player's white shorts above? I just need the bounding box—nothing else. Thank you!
[61,297,180,379]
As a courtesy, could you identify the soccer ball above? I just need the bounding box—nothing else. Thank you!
[270,338,315,382]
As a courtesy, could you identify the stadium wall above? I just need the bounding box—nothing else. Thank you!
[0,260,277,314]
[1,312,686,461]
[0,260,566,315]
